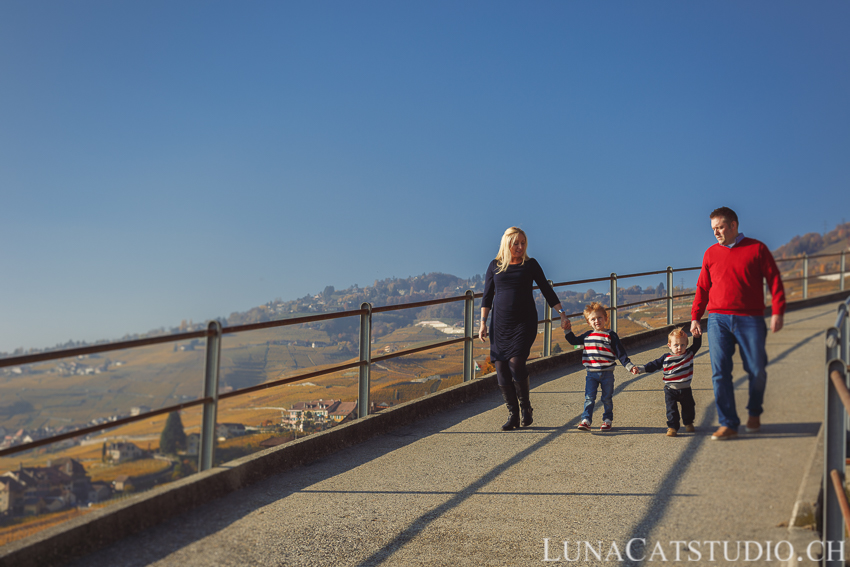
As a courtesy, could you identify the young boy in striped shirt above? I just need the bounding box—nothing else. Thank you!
[635,328,702,437]
[565,302,639,432]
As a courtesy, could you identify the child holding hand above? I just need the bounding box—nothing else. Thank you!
[635,327,702,437]
[565,302,639,432]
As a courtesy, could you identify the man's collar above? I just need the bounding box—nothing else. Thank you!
[722,232,745,249]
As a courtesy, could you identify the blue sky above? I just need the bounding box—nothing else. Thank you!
[1,1,848,353]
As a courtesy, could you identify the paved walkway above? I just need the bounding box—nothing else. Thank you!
[66,303,838,567]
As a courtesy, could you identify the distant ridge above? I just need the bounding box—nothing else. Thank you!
[773,222,850,258]
[5,225,849,358]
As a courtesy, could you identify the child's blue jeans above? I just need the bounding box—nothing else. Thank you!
[581,370,615,423]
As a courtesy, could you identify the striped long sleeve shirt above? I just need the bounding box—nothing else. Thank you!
[640,336,702,390]
[565,329,635,372]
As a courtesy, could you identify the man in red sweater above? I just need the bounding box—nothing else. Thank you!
[690,207,786,441]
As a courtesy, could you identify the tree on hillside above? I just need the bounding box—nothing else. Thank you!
[160,412,187,455]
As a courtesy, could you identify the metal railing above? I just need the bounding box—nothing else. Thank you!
[776,250,848,300]
[0,264,702,471]
[0,247,844,475]
[823,295,850,566]
[538,266,700,356]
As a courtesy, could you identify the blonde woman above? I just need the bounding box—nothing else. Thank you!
[479,227,568,430]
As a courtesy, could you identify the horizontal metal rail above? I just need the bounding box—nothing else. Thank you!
[829,369,850,413]
[616,293,697,312]
[539,293,697,324]
[548,266,700,290]
[783,273,844,284]
[223,308,367,335]
[550,275,613,287]
[615,267,700,279]
[829,470,850,530]
[776,251,846,262]
[0,330,211,369]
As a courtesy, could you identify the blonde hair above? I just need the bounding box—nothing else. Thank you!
[668,327,689,341]
[583,302,608,321]
[495,227,528,274]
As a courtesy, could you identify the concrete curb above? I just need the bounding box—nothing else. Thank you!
[768,289,850,317]
[788,424,823,531]
[780,425,823,567]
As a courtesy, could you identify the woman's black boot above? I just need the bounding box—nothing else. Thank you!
[515,378,533,427]
[498,384,520,430]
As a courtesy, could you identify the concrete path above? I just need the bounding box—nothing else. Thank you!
[66,302,839,567]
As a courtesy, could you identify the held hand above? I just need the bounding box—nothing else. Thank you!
[690,320,702,337]
[771,314,784,333]
[630,367,640,375]
[562,317,571,332]
[479,323,488,342]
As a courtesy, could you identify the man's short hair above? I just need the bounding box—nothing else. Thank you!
[710,206,738,225]
[668,327,688,341]
[583,302,608,321]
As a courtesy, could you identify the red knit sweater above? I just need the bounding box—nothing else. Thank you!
[691,237,786,320]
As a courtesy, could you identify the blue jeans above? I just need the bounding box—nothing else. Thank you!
[707,313,768,428]
[581,370,615,423]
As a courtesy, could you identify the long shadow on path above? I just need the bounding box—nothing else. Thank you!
[352,371,652,567]
[618,326,825,566]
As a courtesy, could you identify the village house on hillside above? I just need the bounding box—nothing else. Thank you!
[108,441,145,463]
[112,475,131,492]
[283,399,357,430]
[0,458,92,517]
[88,481,113,503]
[0,476,24,517]
[185,433,200,456]
[329,401,357,423]
[215,423,247,440]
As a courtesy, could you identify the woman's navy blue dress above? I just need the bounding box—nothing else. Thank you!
[482,258,560,362]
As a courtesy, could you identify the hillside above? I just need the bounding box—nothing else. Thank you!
[773,222,850,258]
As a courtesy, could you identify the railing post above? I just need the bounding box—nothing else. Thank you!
[543,280,553,357]
[824,356,847,567]
[610,273,618,333]
[841,251,846,292]
[803,253,809,300]
[666,267,673,326]
[463,290,475,381]
[358,302,372,418]
[199,320,222,472]
[844,300,850,365]
[840,301,849,367]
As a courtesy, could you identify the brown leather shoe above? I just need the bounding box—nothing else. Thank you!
[666,428,678,437]
[684,424,695,433]
[745,415,761,433]
[711,426,738,441]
